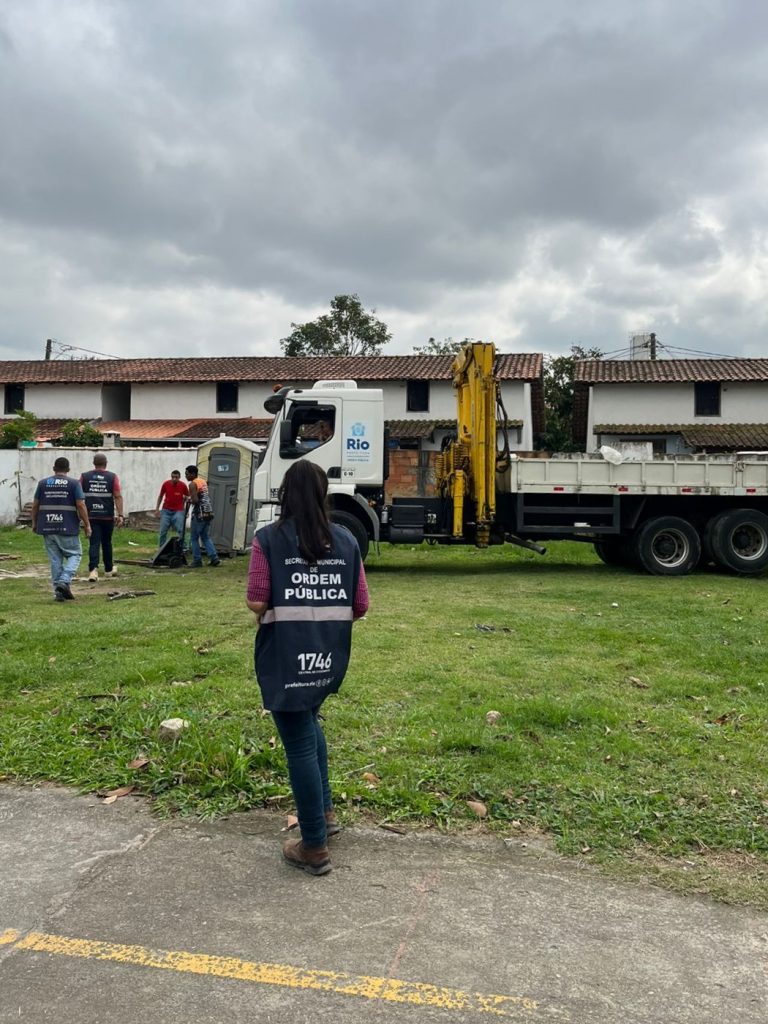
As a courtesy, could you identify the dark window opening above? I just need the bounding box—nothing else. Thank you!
[4,384,25,414]
[694,382,720,417]
[407,380,429,412]
[217,381,239,413]
[280,404,336,459]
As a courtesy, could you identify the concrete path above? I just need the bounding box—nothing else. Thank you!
[0,784,765,1023]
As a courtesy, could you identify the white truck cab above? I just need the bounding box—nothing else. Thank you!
[252,381,385,548]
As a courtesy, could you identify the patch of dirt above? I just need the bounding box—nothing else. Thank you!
[0,564,51,580]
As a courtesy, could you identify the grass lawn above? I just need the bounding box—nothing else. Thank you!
[1,525,766,907]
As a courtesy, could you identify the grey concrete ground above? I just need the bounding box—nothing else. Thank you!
[0,783,765,1023]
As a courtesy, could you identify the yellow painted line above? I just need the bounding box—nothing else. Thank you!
[2,928,566,1019]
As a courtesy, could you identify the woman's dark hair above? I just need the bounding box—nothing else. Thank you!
[278,461,332,564]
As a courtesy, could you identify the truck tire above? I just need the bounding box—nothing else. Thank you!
[708,508,768,575]
[594,540,634,567]
[634,516,701,576]
[331,510,370,561]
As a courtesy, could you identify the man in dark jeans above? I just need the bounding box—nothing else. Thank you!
[80,453,124,581]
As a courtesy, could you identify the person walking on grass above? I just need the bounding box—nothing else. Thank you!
[245,461,369,876]
[155,469,188,549]
[31,456,91,602]
[185,465,220,567]
[81,453,124,581]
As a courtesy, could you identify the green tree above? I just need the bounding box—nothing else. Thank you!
[280,294,391,357]
[539,345,602,452]
[412,337,470,355]
[0,411,38,449]
[60,420,104,447]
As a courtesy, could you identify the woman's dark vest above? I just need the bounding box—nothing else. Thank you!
[81,469,117,520]
[254,521,361,712]
[35,476,80,535]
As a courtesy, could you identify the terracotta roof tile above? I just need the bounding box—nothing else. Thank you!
[98,418,272,441]
[385,418,523,439]
[576,358,768,383]
[0,352,542,385]
[594,422,768,450]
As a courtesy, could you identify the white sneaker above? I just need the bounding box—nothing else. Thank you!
[88,569,98,582]
[107,568,118,578]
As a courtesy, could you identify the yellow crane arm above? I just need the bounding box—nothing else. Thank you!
[435,341,498,546]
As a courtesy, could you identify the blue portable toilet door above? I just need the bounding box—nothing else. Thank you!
[206,447,240,552]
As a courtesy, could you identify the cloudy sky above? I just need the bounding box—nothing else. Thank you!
[2,0,767,362]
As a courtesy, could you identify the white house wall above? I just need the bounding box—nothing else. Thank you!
[131,382,230,419]
[0,447,196,526]
[13,384,102,419]
[2,376,536,440]
[589,381,768,447]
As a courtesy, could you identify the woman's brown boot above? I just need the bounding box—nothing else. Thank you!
[325,809,342,837]
[282,839,332,875]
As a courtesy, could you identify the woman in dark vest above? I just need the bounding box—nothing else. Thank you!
[246,461,369,875]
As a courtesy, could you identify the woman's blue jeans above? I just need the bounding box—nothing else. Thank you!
[271,707,331,848]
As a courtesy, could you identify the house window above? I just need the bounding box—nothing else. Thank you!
[406,380,429,412]
[216,381,239,413]
[4,384,25,414]
[694,382,720,417]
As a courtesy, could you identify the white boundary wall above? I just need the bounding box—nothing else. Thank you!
[0,448,193,525]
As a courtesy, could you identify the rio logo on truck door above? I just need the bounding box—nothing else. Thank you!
[345,422,371,463]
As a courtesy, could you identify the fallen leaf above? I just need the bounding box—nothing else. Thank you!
[466,800,488,818]
[362,772,380,786]
[127,757,149,770]
[281,815,299,832]
[485,710,502,725]
[101,785,135,804]
[48,656,56,663]
[268,735,277,749]
[627,676,649,688]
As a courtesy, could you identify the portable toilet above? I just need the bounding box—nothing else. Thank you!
[196,436,264,555]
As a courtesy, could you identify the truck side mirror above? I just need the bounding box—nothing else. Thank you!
[279,420,303,460]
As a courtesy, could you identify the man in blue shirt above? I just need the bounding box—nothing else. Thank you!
[31,456,92,601]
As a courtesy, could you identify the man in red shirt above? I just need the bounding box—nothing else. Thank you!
[155,470,189,548]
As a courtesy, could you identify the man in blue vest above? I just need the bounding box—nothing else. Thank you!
[31,456,92,601]
[80,452,124,581]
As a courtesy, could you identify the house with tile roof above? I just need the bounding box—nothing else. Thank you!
[1,353,544,498]
[574,358,768,454]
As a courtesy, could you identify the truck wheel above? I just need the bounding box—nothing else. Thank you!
[708,508,768,574]
[635,516,701,576]
[331,510,370,561]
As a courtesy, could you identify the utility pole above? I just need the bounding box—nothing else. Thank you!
[649,333,657,360]
[44,338,53,360]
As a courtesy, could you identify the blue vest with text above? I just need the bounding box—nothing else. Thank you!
[254,521,361,712]
[34,475,81,535]
[81,469,117,520]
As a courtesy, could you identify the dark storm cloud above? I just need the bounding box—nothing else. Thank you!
[1,0,768,357]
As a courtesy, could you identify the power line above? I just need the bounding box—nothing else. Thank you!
[658,344,742,359]
[46,339,119,360]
